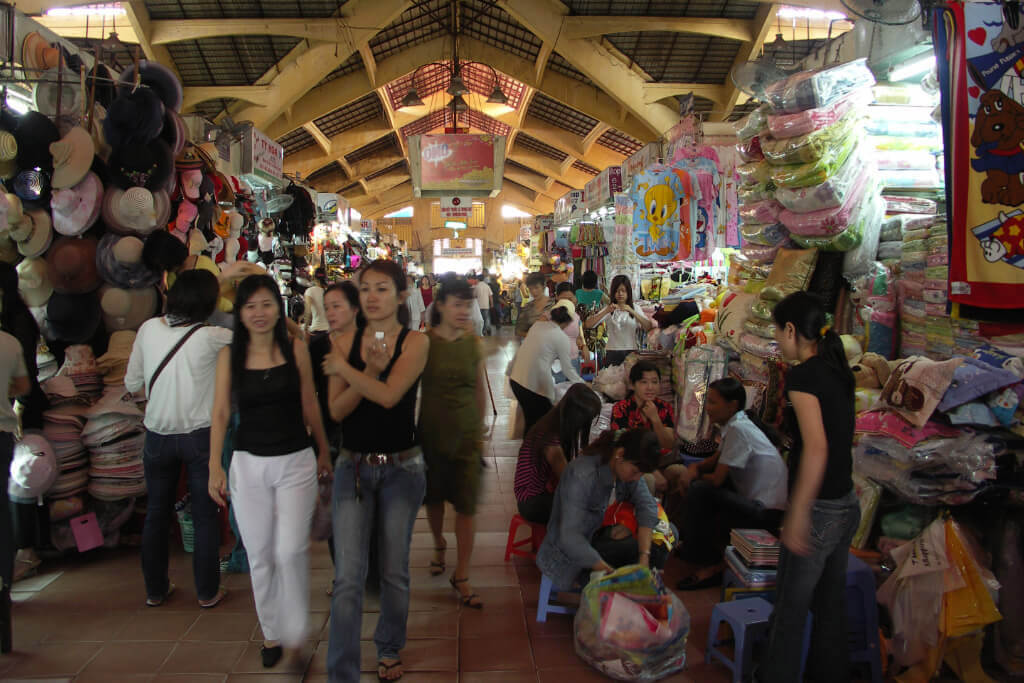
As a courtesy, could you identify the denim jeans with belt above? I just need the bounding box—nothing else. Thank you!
[327,450,426,682]
[759,490,860,683]
[141,428,221,602]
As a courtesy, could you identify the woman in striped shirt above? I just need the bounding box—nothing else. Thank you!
[513,384,601,524]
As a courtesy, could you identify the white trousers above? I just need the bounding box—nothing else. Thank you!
[229,448,318,646]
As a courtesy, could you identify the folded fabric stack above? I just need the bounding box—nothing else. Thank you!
[41,375,90,407]
[36,344,58,382]
[724,546,777,588]
[866,86,943,191]
[897,217,953,359]
[42,404,90,498]
[83,388,146,501]
[59,344,103,398]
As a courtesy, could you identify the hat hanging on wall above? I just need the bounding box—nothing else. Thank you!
[96,234,161,289]
[14,112,59,172]
[102,186,169,236]
[117,60,182,113]
[102,87,165,148]
[107,138,173,191]
[16,210,54,258]
[17,257,54,308]
[21,33,61,76]
[46,291,102,343]
[0,130,18,180]
[1,192,23,228]
[162,109,187,157]
[50,126,94,189]
[12,168,51,206]
[51,171,103,236]
[99,284,158,332]
[47,235,100,293]
[32,68,84,120]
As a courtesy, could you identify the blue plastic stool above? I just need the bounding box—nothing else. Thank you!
[536,574,579,622]
[845,555,883,683]
[705,597,774,683]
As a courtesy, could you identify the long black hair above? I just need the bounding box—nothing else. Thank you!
[360,259,410,327]
[708,377,782,447]
[771,291,854,396]
[430,277,473,327]
[527,383,601,463]
[325,280,364,329]
[230,274,298,402]
[609,274,633,307]
[584,429,661,473]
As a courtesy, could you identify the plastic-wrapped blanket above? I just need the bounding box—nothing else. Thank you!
[780,169,874,236]
[791,195,883,252]
[842,195,885,276]
[735,105,768,141]
[574,565,690,681]
[764,58,875,114]
[766,87,871,139]
[875,150,938,171]
[738,181,775,204]
[740,221,789,247]
[775,144,868,213]
[739,199,783,224]
[762,110,861,165]
[770,131,861,189]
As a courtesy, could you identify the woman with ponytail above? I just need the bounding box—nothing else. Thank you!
[759,291,860,683]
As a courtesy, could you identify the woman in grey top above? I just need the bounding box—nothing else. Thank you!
[536,429,662,589]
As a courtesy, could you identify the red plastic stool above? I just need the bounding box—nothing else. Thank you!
[504,514,546,561]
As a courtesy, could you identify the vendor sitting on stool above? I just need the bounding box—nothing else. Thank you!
[671,378,788,590]
[536,429,667,589]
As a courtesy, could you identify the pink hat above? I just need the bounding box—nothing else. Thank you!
[51,172,103,236]
[180,169,203,200]
[174,200,198,232]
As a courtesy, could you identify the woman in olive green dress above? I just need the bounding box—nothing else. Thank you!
[419,278,488,608]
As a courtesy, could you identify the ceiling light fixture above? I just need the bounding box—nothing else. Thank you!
[400,87,425,108]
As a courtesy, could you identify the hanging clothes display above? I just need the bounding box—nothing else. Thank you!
[936,1,1024,316]
[631,163,686,261]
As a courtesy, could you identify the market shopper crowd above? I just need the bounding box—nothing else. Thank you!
[0,255,862,683]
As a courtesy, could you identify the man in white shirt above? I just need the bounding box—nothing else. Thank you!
[473,277,493,336]
[124,270,232,609]
[303,268,329,335]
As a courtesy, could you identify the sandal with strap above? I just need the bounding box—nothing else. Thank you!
[145,582,175,607]
[449,575,483,609]
[429,546,446,577]
[377,659,403,681]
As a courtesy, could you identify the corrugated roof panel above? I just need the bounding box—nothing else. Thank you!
[313,93,382,138]
[401,110,448,138]
[346,133,399,163]
[366,160,407,181]
[278,127,317,156]
[463,110,511,136]
[516,133,567,162]
[307,161,344,183]
[546,52,597,88]
[167,35,300,86]
[460,0,543,61]
[528,92,598,137]
[369,0,449,62]
[318,52,364,86]
[604,33,740,83]
[596,128,642,156]
[146,0,349,20]
[561,0,759,19]
[572,160,600,175]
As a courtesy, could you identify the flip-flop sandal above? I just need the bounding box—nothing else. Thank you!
[429,546,446,577]
[199,585,228,608]
[377,659,403,681]
[676,572,723,591]
[449,575,483,609]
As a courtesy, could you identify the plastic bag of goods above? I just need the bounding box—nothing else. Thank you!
[764,58,876,114]
[770,131,861,189]
[775,144,867,213]
[766,87,872,139]
[762,106,863,164]
[574,565,689,681]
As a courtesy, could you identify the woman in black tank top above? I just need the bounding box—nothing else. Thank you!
[207,275,331,670]
[321,260,429,683]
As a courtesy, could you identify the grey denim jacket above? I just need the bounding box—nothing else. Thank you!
[536,454,659,589]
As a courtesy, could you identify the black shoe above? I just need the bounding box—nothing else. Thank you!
[261,644,283,668]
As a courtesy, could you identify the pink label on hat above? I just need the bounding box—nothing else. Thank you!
[70,512,104,552]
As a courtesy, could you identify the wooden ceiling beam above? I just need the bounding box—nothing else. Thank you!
[230,0,412,130]
[182,85,276,110]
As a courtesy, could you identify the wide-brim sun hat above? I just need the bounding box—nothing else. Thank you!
[46,291,102,343]
[17,257,54,308]
[99,284,158,332]
[14,111,59,172]
[107,138,173,191]
[51,171,103,236]
[102,87,164,148]
[50,126,94,189]
[21,32,60,76]
[47,235,101,293]
[0,130,17,180]
[32,68,84,120]
[102,186,170,236]
[117,60,182,113]
[96,234,161,289]
[162,109,187,157]
[17,210,54,258]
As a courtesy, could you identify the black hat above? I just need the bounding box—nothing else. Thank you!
[117,60,183,113]
[86,63,118,109]
[103,87,164,148]
[108,138,173,191]
[46,291,102,343]
[14,112,59,172]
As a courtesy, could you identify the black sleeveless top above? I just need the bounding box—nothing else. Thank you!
[340,326,419,453]
[236,363,311,456]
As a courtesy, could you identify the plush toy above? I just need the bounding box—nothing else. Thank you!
[851,352,894,389]
[841,334,863,364]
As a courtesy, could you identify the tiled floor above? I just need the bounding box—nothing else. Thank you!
[0,328,730,682]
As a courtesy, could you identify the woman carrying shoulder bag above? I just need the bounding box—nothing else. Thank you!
[124,270,231,608]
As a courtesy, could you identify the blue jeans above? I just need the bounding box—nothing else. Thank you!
[141,428,221,602]
[760,490,860,683]
[327,450,426,682]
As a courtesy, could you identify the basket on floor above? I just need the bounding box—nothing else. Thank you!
[175,496,194,553]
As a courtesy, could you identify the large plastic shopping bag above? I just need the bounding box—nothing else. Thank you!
[574,565,689,680]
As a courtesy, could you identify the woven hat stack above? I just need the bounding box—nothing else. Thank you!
[41,404,90,499]
[83,388,145,501]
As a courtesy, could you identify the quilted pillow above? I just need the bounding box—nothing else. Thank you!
[715,292,756,352]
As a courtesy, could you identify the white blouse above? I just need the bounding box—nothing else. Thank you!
[594,307,647,351]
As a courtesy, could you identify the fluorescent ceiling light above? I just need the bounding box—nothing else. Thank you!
[47,3,126,16]
[778,6,847,21]
[383,205,414,218]
[890,54,936,82]
[445,220,466,229]
[501,204,531,218]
